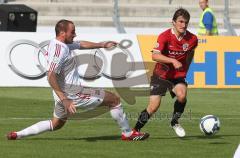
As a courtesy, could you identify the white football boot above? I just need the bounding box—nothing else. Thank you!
[172,124,186,138]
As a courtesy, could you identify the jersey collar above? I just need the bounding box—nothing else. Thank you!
[171,28,186,41]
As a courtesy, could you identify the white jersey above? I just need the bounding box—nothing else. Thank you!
[46,39,83,100]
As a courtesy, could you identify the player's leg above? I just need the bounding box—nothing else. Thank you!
[134,75,168,132]
[72,88,148,140]
[102,91,130,134]
[171,83,187,126]
[102,90,149,140]
[233,144,240,158]
[51,117,66,130]
[170,82,187,137]
[134,95,162,132]
[7,117,66,140]
[7,100,67,140]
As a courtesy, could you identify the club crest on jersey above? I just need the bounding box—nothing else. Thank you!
[183,43,189,51]
[154,42,159,49]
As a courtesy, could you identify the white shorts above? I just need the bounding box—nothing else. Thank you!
[53,88,105,119]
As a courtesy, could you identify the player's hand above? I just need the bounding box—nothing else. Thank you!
[172,59,183,70]
[62,99,77,115]
[102,41,117,49]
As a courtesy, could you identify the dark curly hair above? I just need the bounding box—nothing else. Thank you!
[172,8,190,23]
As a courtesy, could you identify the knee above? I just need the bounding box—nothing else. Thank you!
[107,93,120,107]
[51,119,66,131]
[112,95,120,106]
[177,94,186,103]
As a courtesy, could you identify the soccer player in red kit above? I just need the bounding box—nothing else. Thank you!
[133,8,198,137]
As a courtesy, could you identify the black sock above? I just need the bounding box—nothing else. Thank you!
[134,109,150,131]
[171,100,187,126]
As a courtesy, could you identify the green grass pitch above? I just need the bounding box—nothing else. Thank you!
[0,87,239,158]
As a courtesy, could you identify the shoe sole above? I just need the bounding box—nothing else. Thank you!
[122,133,150,141]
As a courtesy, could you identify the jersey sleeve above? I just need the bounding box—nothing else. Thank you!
[47,43,67,74]
[152,33,168,53]
[192,36,198,50]
[203,12,214,31]
[67,41,81,50]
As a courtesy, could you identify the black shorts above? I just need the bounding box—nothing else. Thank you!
[150,75,187,97]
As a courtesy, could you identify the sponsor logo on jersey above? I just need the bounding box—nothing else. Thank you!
[168,50,186,55]
[183,43,189,51]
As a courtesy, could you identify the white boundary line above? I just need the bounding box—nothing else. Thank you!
[0,117,240,121]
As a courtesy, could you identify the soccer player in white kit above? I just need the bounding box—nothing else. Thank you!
[7,19,149,141]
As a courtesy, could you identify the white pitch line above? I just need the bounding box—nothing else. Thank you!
[0,117,240,121]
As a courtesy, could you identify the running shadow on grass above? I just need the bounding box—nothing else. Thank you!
[26,135,120,142]
[24,134,240,142]
[182,134,240,140]
[152,134,240,141]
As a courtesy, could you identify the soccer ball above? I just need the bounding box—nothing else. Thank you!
[199,115,220,135]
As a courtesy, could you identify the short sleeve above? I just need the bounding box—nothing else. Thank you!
[67,41,80,50]
[190,35,198,51]
[203,12,213,30]
[193,36,198,50]
[47,43,67,74]
[152,33,168,53]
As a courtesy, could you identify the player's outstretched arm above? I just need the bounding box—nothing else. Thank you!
[79,41,117,49]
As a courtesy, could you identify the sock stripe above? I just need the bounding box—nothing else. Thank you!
[49,120,53,131]
[110,103,122,110]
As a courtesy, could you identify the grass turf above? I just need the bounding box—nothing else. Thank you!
[0,87,239,158]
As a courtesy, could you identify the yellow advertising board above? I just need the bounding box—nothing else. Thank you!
[137,35,240,88]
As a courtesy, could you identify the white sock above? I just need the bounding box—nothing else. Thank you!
[16,120,53,139]
[234,144,240,158]
[110,104,132,137]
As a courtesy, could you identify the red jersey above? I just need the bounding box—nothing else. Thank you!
[152,28,198,79]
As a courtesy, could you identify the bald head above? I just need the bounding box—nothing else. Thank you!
[199,0,208,10]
